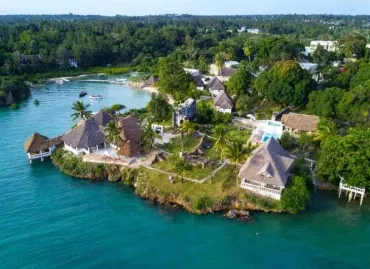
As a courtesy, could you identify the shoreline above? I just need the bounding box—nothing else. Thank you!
[51,148,282,215]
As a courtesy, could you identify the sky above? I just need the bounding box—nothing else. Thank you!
[1,0,370,16]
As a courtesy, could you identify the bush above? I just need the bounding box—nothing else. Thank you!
[281,176,311,214]
[194,196,213,210]
[280,132,295,150]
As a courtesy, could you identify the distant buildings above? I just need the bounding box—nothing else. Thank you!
[299,62,318,74]
[308,40,338,53]
[239,138,295,200]
[183,68,200,76]
[209,62,237,82]
[192,75,205,91]
[246,28,261,34]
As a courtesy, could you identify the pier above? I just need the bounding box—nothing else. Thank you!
[78,79,126,85]
[24,133,63,163]
[338,177,365,205]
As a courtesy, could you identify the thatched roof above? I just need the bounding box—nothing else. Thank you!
[145,75,158,87]
[214,90,234,109]
[62,119,105,149]
[24,133,62,153]
[93,109,113,127]
[281,113,319,133]
[208,77,225,92]
[118,115,140,143]
[220,67,236,77]
[117,115,141,157]
[238,138,295,187]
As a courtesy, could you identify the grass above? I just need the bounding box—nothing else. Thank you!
[255,101,282,120]
[156,134,201,154]
[153,156,220,180]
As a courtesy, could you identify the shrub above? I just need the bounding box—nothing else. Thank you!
[194,196,213,210]
[280,132,295,150]
[281,176,311,214]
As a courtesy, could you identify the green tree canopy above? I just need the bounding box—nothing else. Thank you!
[340,33,366,59]
[317,128,370,187]
[307,87,343,119]
[227,66,253,97]
[146,94,172,122]
[281,176,311,214]
[254,60,316,107]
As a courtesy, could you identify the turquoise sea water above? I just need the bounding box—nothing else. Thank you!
[1,80,370,268]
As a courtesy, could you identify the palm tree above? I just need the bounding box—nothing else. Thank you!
[110,104,126,115]
[179,120,198,135]
[214,124,228,152]
[314,119,338,142]
[243,42,252,62]
[71,100,90,121]
[225,48,235,61]
[222,139,254,184]
[141,121,160,148]
[173,157,192,183]
[104,120,123,147]
[214,52,226,75]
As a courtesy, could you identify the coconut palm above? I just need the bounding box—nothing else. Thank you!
[314,119,338,142]
[110,104,126,115]
[179,120,198,135]
[71,100,90,121]
[141,120,160,148]
[104,120,123,147]
[214,124,228,152]
[225,48,235,61]
[243,42,252,62]
[173,157,192,183]
[222,139,254,184]
[214,52,226,75]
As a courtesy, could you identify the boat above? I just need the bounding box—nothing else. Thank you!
[116,78,127,83]
[55,79,64,85]
[89,94,103,100]
[61,78,70,82]
[79,91,87,97]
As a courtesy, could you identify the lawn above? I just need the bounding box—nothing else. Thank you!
[153,156,221,180]
[255,101,282,120]
[156,134,202,155]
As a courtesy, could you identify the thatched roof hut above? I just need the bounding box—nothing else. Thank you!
[281,113,320,133]
[24,133,62,154]
[214,90,234,110]
[117,115,141,157]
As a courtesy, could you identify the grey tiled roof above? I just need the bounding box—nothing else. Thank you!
[93,109,113,127]
[192,75,204,87]
[208,77,225,92]
[238,138,295,187]
[214,90,234,109]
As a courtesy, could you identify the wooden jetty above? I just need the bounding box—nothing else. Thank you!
[78,79,125,85]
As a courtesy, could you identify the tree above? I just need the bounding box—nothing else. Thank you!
[254,60,316,107]
[243,41,252,62]
[110,104,126,115]
[307,87,343,119]
[314,119,338,142]
[227,66,252,97]
[141,120,159,147]
[280,132,295,150]
[281,176,311,214]
[340,33,366,59]
[214,124,228,151]
[104,120,122,147]
[214,52,226,75]
[338,81,370,126]
[173,157,192,183]
[71,100,90,121]
[222,139,253,184]
[147,94,172,122]
[157,56,193,101]
[196,102,214,124]
[317,128,370,187]
[179,120,198,135]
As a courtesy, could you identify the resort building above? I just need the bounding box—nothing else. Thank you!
[173,98,197,127]
[209,64,237,81]
[24,133,62,163]
[250,120,283,144]
[117,115,141,157]
[214,90,234,113]
[192,75,205,91]
[62,110,113,155]
[224,61,240,68]
[238,138,296,200]
[281,113,320,135]
[309,40,338,52]
[246,28,261,34]
[208,77,225,96]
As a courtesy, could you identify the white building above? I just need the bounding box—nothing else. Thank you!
[309,40,338,52]
[183,68,200,76]
[238,138,295,200]
[247,28,261,34]
[299,62,318,74]
[224,61,240,68]
[214,90,234,114]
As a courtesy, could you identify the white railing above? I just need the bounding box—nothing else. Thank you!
[340,180,365,195]
[241,182,282,195]
[64,144,89,155]
[28,150,52,160]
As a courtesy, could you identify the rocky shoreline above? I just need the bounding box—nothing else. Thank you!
[51,149,283,216]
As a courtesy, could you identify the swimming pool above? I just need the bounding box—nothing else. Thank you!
[261,132,281,142]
